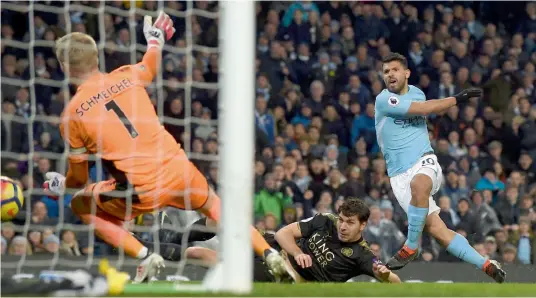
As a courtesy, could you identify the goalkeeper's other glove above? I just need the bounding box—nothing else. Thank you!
[453,88,482,103]
[143,11,176,50]
[43,172,66,198]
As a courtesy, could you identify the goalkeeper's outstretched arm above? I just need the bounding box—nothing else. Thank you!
[138,11,176,82]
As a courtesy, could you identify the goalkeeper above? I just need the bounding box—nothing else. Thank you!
[152,199,401,283]
[45,11,290,283]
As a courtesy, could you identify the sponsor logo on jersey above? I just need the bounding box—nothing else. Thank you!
[308,232,335,267]
[393,116,426,127]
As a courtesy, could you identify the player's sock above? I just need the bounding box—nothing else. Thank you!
[446,233,487,269]
[251,227,272,257]
[137,238,183,261]
[405,204,428,250]
[137,247,148,259]
[83,213,146,258]
[71,196,146,258]
[159,218,217,244]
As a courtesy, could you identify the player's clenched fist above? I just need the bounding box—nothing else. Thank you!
[373,263,392,281]
[294,253,313,268]
[143,11,176,49]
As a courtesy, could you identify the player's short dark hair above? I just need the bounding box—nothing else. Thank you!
[382,52,408,69]
[338,198,370,222]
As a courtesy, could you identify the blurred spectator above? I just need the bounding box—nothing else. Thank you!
[500,244,518,264]
[254,173,293,225]
[509,217,535,265]
[28,230,44,253]
[255,94,276,145]
[1,236,7,255]
[60,230,81,256]
[438,195,460,229]
[471,191,502,241]
[485,236,499,260]
[2,1,535,263]
[43,234,60,254]
[1,223,16,244]
[440,169,470,206]
[363,205,405,262]
[8,236,32,256]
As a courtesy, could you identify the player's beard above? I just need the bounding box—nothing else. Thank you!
[387,78,406,94]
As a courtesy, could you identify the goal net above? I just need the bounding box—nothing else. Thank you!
[1,0,253,293]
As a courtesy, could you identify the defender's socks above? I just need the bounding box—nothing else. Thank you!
[137,239,183,261]
[159,218,217,244]
[447,233,487,269]
[405,205,428,250]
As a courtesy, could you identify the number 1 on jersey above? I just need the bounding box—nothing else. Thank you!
[105,100,139,138]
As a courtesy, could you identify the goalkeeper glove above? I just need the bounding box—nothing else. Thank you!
[43,172,66,198]
[453,88,482,103]
[143,11,176,50]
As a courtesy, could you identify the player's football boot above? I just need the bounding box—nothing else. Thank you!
[132,253,165,283]
[484,260,506,283]
[386,245,419,270]
[265,249,294,283]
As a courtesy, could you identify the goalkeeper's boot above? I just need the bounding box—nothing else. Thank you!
[264,249,293,283]
[386,245,419,270]
[133,253,165,283]
[484,260,506,283]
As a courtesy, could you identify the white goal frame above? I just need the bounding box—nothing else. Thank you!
[202,0,255,293]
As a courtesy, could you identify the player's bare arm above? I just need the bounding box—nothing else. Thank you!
[137,12,176,82]
[275,222,312,268]
[274,222,303,254]
[373,263,401,283]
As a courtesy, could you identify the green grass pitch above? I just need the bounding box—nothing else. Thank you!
[120,282,536,297]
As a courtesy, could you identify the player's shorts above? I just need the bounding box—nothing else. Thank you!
[82,151,209,221]
[389,152,443,215]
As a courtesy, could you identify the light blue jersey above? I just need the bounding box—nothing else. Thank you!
[374,85,433,177]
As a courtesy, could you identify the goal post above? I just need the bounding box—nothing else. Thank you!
[205,0,255,293]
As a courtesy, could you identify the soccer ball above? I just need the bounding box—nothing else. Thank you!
[1,176,24,221]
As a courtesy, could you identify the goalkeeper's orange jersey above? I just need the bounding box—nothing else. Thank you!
[60,49,183,190]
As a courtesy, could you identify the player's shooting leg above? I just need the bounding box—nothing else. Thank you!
[425,212,506,283]
[70,190,146,259]
[386,173,431,270]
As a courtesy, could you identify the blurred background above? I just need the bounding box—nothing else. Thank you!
[1,1,535,267]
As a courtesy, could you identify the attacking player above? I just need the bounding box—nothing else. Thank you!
[180,199,401,283]
[375,53,505,282]
[44,11,290,283]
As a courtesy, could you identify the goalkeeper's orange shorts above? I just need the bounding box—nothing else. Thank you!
[81,154,209,221]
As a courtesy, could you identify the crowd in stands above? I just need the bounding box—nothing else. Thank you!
[1,1,535,265]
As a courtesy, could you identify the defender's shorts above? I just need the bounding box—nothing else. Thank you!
[389,153,443,215]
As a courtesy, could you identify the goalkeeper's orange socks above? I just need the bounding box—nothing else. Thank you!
[250,226,271,256]
[70,196,146,259]
[201,194,271,258]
